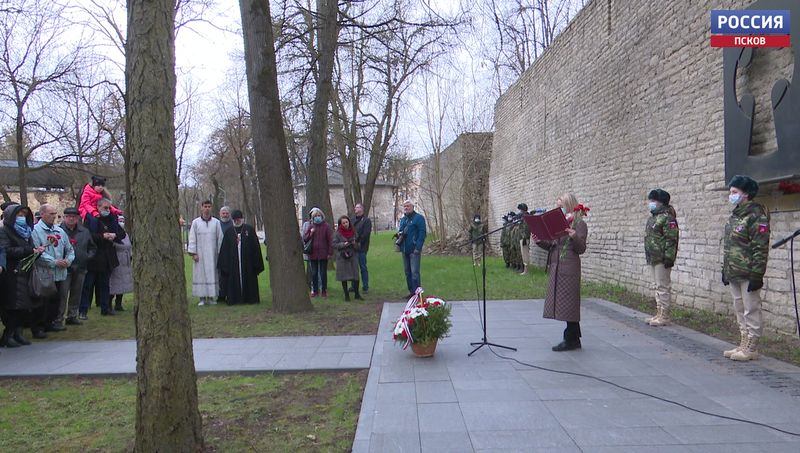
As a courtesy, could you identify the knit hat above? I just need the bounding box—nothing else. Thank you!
[517,203,528,212]
[728,175,758,199]
[63,207,79,215]
[91,175,106,187]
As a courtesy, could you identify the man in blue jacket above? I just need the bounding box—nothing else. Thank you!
[397,200,427,298]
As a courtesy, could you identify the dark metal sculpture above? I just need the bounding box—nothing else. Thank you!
[723,0,800,183]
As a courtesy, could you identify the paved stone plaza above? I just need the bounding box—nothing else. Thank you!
[2,298,799,452]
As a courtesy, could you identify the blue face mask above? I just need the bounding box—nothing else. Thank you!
[728,193,742,205]
[560,207,567,215]
[99,209,110,217]
[313,216,322,225]
[648,201,658,212]
[15,216,27,226]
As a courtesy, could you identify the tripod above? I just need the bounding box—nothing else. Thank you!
[463,222,518,356]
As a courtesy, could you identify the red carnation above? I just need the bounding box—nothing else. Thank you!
[69,239,77,246]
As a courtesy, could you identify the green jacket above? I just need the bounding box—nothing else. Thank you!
[723,200,770,282]
[644,206,679,266]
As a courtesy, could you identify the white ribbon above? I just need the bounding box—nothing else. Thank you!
[394,287,424,349]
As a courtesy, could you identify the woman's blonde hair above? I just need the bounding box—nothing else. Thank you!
[559,193,579,213]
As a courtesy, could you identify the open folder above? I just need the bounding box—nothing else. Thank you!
[522,209,570,241]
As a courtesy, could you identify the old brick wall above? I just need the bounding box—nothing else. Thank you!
[489,0,800,334]
[420,133,493,239]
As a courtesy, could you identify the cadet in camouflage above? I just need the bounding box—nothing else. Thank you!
[643,189,679,327]
[722,175,770,362]
[517,203,531,275]
[500,214,511,267]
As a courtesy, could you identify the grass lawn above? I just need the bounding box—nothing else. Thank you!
[45,233,548,341]
[0,371,367,452]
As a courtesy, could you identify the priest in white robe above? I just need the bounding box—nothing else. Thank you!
[188,200,224,305]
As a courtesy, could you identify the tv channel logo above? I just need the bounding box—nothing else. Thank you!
[711,10,790,48]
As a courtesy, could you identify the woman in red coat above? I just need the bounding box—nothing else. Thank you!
[303,207,332,297]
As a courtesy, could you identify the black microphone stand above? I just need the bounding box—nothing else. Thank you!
[772,228,800,339]
[459,220,519,356]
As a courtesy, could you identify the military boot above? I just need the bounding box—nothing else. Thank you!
[645,304,661,324]
[649,306,671,326]
[723,330,747,358]
[730,336,759,361]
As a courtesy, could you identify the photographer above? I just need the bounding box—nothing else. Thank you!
[397,200,427,299]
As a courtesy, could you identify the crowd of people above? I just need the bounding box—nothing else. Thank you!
[0,176,133,348]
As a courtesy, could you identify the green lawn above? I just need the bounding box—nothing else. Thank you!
[45,233,548,341]
[0,372,366,452]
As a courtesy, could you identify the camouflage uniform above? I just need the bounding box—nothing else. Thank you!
[500,218,511,267]
[470,221,486,266]
[508,220,522,271]
[644,205,679,325]
[722,200,770,339]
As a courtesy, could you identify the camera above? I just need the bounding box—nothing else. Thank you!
[394,232,405,247]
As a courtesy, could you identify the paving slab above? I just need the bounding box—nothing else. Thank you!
[352,299,800,452]
[0,335,375,377]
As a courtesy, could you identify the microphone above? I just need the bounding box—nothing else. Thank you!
[772,228,800,249]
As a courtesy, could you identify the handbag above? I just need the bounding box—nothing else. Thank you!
[303,237,313,255]
[30,265,57,298]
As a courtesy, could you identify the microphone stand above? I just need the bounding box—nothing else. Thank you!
[772,228,800,339]
[458,219,520,356]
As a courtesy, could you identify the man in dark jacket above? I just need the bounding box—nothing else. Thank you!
[397,200,427,298]
[351,203,372,294]
[61,207,97,325]
[79,198,125,318]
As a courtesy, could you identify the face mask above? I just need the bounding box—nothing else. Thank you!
[313,216,322,225]
[648,201,658,212]
[728,193,742,205]
[560,207,567,215]
[100,209,110,217]
[15,216,27,226]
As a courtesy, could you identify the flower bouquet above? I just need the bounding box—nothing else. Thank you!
[393,288,452,357]
[16,234,60,273]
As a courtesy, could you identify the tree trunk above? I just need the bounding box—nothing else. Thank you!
[240,0,313,313]
[304,0,338,221]
[126,0,204,451]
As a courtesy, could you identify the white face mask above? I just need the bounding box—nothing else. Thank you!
[729,193,742,205]
[648,201,658,212]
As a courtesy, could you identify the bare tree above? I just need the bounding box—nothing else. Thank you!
[126,0,203,450]
[0,0,85,202]
[240,0,314,313]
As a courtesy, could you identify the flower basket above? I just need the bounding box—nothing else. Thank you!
[392,288,452,357]
[410,340,438,358]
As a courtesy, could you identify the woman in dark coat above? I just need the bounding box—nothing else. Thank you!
[533,193,588,351]
[332,215,361,301]
[0,205,44,346]
[303,207,332,297]
[217,210,264,304]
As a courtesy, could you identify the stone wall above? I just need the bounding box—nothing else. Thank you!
[419,133,493,239]
[489,0,800,334]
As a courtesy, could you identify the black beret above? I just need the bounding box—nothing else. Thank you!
[647,190,660,201]
[647,189,671,205]
[728,175,758,199]
[517,203,528,212]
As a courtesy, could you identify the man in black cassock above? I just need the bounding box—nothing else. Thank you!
[217,210,264,304]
